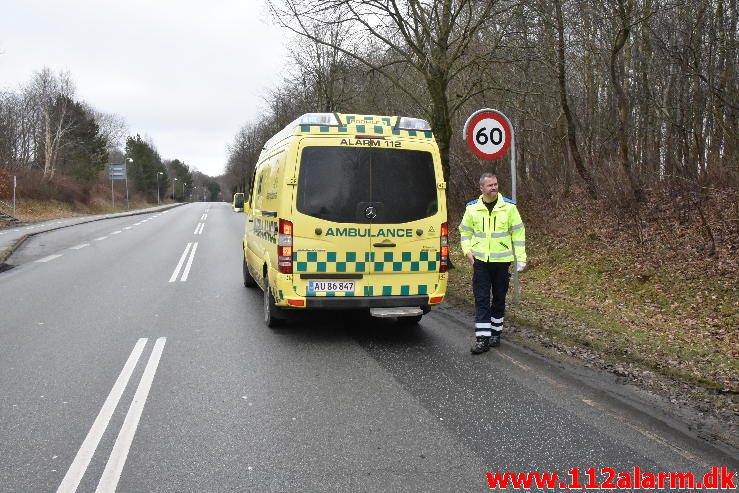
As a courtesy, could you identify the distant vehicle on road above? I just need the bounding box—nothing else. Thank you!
[232,193,244,212]
[242,112,448,327]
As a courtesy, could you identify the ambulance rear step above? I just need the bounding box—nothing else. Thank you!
[370,307,423,318]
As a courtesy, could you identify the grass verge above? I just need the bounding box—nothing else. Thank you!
[445,190,738,439]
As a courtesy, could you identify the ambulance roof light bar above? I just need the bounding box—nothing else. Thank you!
[396,116,432,131]
[298,113,341,126]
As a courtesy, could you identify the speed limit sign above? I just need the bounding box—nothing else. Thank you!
[463,109,512,160]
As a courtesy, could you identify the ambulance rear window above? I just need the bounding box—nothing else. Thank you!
[297,147,438,223]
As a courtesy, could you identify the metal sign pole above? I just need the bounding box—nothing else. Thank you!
[111,177,115,210]
[13,175,16,217]
[496,112,520,304]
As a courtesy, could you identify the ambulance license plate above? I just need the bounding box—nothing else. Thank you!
[309,281,355,293]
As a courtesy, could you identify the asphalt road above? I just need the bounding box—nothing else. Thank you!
[0,202,736,492]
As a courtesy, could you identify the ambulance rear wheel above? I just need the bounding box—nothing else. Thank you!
[263,277,283,328]
[242,255,256,288]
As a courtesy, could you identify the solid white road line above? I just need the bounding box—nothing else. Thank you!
[169,243,192,283]
[37,254,63,263]
[69,243,90,250]
[95,338,167,493]
[56,339,148,493]
[180,242,198,282]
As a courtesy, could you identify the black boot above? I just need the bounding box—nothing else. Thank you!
[489,332,501,347]
[470,336,490,354]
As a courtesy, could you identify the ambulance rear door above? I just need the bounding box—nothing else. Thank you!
[290,140,374,299]
[365,146,443,299]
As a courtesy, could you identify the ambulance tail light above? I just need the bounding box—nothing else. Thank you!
[440,222,449,273]
[278,219,293,274]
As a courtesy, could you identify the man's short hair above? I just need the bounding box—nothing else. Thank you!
[479,172,498,185]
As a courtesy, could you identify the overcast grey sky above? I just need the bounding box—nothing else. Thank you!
[0,0,289,177]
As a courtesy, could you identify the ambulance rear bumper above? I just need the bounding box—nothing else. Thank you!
[305,295,429,310]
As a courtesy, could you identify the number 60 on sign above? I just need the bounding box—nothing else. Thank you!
[463,109,512,160]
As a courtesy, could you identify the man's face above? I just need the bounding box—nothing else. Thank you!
[480,176,498,197]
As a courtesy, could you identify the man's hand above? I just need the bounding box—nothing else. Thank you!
[516,261,526,272]
[467,252,475,265]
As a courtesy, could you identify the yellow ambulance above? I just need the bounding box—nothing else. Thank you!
[242,113,448,327]
[232,192,245,212]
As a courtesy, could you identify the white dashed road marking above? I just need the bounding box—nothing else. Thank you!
[56,338,167,493]
[95,338,167,493]
[180,242,198,282]
[169,243,193,282]
[36,254,63,263]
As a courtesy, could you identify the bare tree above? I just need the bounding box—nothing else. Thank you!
[609,0,642,199]
[226,122,268,194]
[289,21,359,111]
[269,0,514,182]
[91,108,128,152]
[552,0,598,199]
[24,68,75,180]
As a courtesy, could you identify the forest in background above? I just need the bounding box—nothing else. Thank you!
[0,68,222,212]
[224,0,736,204]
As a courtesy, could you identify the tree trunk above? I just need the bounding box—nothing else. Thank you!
[427,69,452,184]
[554,0,598,199]
[610,1,642,200]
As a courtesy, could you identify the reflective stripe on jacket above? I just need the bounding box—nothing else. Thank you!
[459,195,526,263]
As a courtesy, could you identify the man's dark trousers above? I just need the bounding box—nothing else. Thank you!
[472,260,511,336]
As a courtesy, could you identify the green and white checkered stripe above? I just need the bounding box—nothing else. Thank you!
[298,114,434,139]
[294,250,440,274]
[305,283,439,297]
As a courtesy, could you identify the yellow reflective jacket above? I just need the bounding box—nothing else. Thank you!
[459,194,526,263]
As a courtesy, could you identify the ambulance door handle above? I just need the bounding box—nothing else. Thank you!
[373,242,396,247]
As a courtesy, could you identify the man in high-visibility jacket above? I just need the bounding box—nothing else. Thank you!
[459,172,527,354]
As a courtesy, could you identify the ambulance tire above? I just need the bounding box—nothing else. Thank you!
[263,277,283,328]
[242,256,257,288]
[397,314,423,326]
